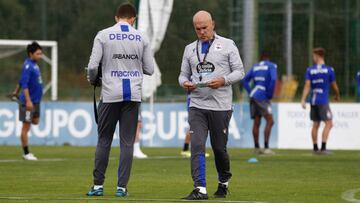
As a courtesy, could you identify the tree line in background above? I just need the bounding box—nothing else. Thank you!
[0,0,359,100]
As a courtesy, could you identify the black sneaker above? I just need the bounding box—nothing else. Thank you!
[182,188,208,200]
[213,183,228,198]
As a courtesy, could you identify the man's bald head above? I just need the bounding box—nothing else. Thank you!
[193,10,215,41]
[193,10,213,24]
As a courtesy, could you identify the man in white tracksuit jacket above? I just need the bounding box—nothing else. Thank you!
[86,3,154,197]
[179,10,244,200]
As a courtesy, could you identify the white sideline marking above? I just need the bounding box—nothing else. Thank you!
[0,158,66,163]
[0,156,187,163]
[341,188,360,203]
[142,156,185,159]
[0,196,268,203]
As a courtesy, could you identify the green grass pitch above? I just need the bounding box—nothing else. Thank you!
[0,146,359,203]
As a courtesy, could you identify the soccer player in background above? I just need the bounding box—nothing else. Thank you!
[178,10,244,200]
[86,3,154,197]
[10,42,43,161]
[241,52,277,155]
[301,48,340,154]
[180,93,192,157]
[133,111,148,159]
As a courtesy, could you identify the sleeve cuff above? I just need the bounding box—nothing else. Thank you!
[223,76,231,86]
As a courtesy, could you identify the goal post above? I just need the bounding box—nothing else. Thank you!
[0,39,58,101]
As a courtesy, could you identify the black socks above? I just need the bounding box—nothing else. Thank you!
[313,144,319,151]
[23,146,29,155]
[321,142,326,151]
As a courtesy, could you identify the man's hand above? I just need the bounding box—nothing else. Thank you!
[26,100,33,111]
[334,94,340,102]
[183,81,196,91]
[207,77,225,89]
[301,100,306,109]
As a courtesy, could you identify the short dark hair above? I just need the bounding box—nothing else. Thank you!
[27,41,42,56]
[260,51,271,60]
[313,47,325,58]
[116,3,137,19]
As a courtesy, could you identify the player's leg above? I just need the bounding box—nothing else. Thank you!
[31,103,40,125]
[263,113,275,154]
[256,100,275,154]
[310,105,321,153]
[181,130,191,157]
[116,101,140,197]
[183,107,209,200]
[264,114,274,147]
[250,99,262,154]
[261,100,275,154]
[31,117,39,125]
[20,122,31,152]
[209,110,232,198]
[19,104,37,160]
[319,105,333,154]
[134,122,141,143]
[311,121,320,152]
[321,120,333,152]
[133,119,148,159]
[88,101,119,196]
[253,116,261,153]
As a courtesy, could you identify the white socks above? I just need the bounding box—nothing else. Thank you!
[117,186,126,192]
[94,185,126,192]
[196,186,207,194]
[134,142,140,150]
[94,185,103,190]
[220,181,229,187]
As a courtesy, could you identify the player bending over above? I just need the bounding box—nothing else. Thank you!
[241,52,277,155]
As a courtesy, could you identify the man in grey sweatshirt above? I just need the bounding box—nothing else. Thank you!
[86,3,154,197]
[179,10,245,200]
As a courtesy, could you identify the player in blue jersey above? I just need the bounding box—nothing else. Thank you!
[241,52,277,155]
[357,71,360,102]
[10,42,43,161]
[301,48,340,155]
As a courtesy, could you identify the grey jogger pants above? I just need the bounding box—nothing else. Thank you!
[93,101,140,187]
[188,107,233,187]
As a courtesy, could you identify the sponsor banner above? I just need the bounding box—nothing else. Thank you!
[278,103,360,149]
[0,102,278,148]
[0,102,96,146]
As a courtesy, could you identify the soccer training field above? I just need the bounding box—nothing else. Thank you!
[0,146,359,203]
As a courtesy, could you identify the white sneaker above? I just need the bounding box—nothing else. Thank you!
[23,153,38,161]
[263,149,275,155]
[133,150,148,159]
[254,148,263,155]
